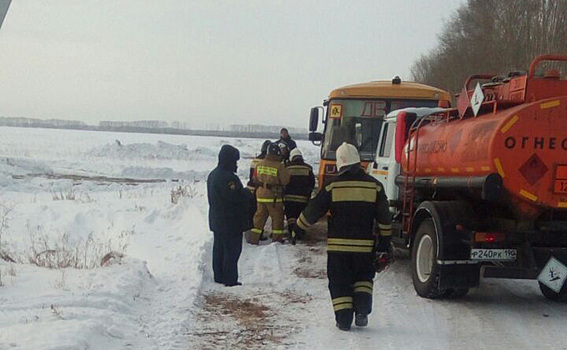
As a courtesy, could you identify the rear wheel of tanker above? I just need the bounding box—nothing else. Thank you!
[411,219,443,299]
[539,282,567,302]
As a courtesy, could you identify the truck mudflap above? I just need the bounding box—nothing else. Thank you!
[439,264,480,289]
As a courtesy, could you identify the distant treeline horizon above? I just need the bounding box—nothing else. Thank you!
[0,116,309,140]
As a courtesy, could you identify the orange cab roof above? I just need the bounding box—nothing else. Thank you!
[329,80,450,100]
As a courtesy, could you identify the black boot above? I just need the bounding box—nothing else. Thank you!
[355,314,368,327]
[224,282,242,287]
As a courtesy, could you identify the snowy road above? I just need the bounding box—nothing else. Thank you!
[1,127,567,350]
[187,238,567,350]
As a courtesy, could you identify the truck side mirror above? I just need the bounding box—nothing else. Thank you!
[309,107,319,132]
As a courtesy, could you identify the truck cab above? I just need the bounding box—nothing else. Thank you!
[367,107,446,211]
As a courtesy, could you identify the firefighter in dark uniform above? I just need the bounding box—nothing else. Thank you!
[247,140,272,194]
[249,143,290,244]
[292,142,393,330]
[207,145,255,286]
[284,148,315,240]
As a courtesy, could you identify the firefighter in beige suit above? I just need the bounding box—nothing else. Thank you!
[248,143,290,244]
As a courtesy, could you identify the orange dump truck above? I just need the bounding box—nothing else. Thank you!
[368,55,567,300]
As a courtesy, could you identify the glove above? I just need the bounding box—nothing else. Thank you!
[374,251,393,273]
[374,236,393,273]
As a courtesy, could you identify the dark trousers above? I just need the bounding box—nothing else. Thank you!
[327,252,375,327]
[284,201,307,236]
[213,231,243,285]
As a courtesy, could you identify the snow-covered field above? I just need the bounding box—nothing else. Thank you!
[1,126,566,350]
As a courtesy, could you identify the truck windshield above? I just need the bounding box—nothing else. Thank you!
[322,99,439,161]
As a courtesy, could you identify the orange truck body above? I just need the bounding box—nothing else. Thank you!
[388,55,567,300]
[402,55,567,220]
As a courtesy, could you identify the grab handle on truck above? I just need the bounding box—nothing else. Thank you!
[464,74,497,92]
[528,54,567,78]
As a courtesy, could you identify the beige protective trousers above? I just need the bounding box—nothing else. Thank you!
[249,202,285,244]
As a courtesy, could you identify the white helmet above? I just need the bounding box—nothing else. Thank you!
[289,148,302,161]
[336,142,360,172]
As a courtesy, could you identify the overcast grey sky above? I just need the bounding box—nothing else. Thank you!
[0,0,464,129]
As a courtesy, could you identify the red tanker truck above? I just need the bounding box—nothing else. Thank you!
[368,55,567,300]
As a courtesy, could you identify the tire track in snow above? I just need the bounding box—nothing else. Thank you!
[186,240,327,349]
[184,218,567,349]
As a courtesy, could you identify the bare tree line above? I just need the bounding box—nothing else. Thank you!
[411,0,567,95]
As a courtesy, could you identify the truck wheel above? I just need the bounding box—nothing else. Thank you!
[539,282,567,302]
[411,218,442,299]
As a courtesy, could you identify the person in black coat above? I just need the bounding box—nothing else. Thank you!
[279,128,297,151]
[276,128,297,163]
[207,145,255,286]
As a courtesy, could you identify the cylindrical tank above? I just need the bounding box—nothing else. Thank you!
[402,96,567,218]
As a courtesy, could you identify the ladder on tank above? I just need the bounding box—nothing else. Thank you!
[401,116,429,239]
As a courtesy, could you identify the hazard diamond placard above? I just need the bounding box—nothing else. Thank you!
[538,257,567,293]
[471,82,484,117]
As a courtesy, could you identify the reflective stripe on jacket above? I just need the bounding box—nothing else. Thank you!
[284,159,315,203]
[254,154,290,202]
[296,167,392,253]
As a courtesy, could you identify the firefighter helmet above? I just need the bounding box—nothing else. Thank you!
[290,148,303,161]
[336,142,360,171]
[268,143,281,156]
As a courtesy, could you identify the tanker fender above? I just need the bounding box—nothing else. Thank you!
[411,201,476,261]
[411,201,481,289]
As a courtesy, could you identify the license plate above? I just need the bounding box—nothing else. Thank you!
[470,249,517,261]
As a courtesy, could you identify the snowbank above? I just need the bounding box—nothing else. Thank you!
[0,126,314,183]
[0,183,212,350]
[0,126,321,349]
[0,258,154,349]
[0,127,230,349]
[91,141,216,162]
